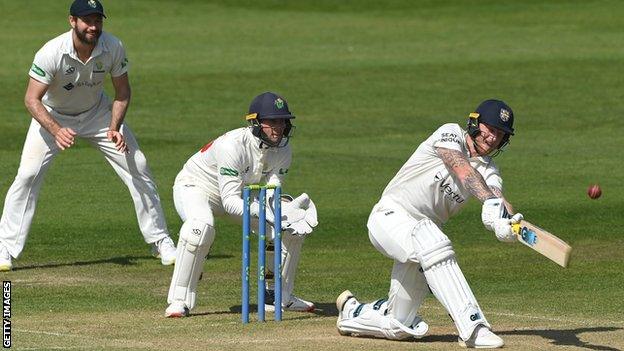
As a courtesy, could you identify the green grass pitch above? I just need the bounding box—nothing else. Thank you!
[0,0,622,349]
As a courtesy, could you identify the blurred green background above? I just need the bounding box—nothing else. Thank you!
[0,1,622,349]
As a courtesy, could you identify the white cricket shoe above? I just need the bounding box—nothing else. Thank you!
[0,246,12,272]
[151,236,177,265]
[458,325,504,348]
[336,290,360,335]
[165,301,189,318]
[265,292,315,312]
[336,290,428,339]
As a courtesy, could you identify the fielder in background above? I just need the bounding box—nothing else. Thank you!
[0,0,176,271]
[336,100,524,348]
[165,92,318,317]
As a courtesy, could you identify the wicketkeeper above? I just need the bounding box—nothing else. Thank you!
[166,92,318,317]
[336,99,523,348]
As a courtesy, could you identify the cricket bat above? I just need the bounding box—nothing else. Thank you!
[511,220,572,268]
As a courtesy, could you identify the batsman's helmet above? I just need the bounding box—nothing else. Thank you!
[467,99,514,152]
[245,92,295,147]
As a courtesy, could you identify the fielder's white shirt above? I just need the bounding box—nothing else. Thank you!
[381,123,503,226]
[28,30,129,115]
[175,127,291,217]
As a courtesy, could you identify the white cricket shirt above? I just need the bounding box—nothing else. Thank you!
[175,127,292,217]
[28,30,129,115]
[381,123,503,226]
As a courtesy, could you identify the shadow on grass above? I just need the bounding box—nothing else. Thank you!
[320,326,624,349]
[311,302,338,317]
[224,302,336,320]
[223,304,624,351]
[193,304,313,319]
[192,309,240,317]
[217,302,340,323]
[227,301,338,317]
[418,327,623,349]
[12,254,233,271]
[500,327,623,351]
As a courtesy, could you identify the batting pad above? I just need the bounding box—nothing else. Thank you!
[167,219,215,310]
[411,219,489,340]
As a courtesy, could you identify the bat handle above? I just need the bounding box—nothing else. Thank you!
[512,223,521,235]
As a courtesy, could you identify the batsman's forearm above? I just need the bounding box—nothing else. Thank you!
[25,99,61,136]
[437,147,495,202]
[462,170,496,202]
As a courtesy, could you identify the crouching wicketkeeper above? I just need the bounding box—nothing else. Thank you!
[165,92,318,317]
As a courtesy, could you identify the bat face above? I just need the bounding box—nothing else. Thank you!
[512,220,572,268]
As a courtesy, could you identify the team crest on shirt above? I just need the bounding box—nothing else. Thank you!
[88,0,98,8]
[93,61,105,73]
[65,66,75,75]
[499,108,511,122]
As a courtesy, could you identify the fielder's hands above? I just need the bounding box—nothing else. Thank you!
[107,130,128,153]
[54,127,76,150]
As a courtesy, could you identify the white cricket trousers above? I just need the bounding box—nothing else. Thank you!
[171,179,303,303]
[367,198,489,340]
[366,200,431,326]
[0,97,169,258]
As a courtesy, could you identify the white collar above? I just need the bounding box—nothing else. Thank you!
[61,29,108,62]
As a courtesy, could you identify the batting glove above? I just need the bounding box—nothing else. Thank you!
[493,213,524,243]
[481,198,509,231]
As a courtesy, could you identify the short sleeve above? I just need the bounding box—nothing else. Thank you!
[110,39,129,77]
[28,46,56,85]
[431,123,465,152]
[212,140,246,216]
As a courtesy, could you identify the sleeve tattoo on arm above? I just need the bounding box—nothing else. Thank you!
[436,147,495,202]
[490,186,515,214]
[490,186,505,199]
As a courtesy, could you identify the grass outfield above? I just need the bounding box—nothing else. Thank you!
[1,0,623,349]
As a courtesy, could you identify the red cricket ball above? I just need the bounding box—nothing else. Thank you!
[587,184,602,199]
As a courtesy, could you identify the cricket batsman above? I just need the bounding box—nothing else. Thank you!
[165,92,318,317]
[336,99,524,348]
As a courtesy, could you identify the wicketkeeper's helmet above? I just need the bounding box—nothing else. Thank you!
[467,99,514,153]
[245,92,295,147]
